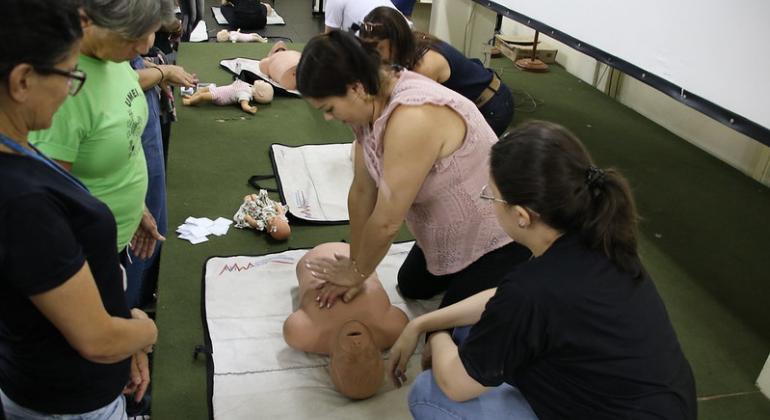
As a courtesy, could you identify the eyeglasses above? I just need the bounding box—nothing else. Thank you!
[479,184,508,204]
[35,66,87,96]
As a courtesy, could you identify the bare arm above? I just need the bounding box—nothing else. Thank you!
[347,140,378,261]
[413,50,452,84]
[387,288,495,387]
[429,331,487,401]
[30,262,157,364]
[137,63,197,91]
[413,288,495,332]
[352,105,446,278]
[312,103,465,306]
[136,67,164,91]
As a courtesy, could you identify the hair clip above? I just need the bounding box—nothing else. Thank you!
[585,165,606,188]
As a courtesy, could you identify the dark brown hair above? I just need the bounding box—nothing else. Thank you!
[359,6,439,70]
[490,121,642,276]
[297,30,382,98]
[0,0,83,81]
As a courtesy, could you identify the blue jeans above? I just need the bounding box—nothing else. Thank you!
[479,81,514,137]
[0,390,126,420]
[407,327,538,420]
[125,57,168,309]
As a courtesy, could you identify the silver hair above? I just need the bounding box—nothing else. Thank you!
[159,0,177,26]
[83,0,163,39]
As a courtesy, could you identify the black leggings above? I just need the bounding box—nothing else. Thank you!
[397,241,531,308]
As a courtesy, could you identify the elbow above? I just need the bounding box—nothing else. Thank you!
[379,219,402,237]
[433,368,469,402]
[433,370,470,402]
[432,357,479,402]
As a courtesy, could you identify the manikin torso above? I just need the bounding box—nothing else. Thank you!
[258,41,301,91]
[283,242,408,355]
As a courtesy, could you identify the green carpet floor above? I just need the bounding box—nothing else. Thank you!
[152,41,770,419]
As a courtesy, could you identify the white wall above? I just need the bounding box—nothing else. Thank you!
[428,0,496,62]
[497,18,770,186]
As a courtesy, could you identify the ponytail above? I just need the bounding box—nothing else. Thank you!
[297,30,382,98]
[580,167,641,277]
[490,121,642,277]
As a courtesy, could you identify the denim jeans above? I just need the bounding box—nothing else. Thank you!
[407,327,538,420]
[1,390,126,420]
[479,81,514,137]
[125,56,168,309]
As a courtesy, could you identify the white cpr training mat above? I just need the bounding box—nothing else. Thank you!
[212,6,286,25]
[203,242,439,420]
[270,143,354,223]
[219,58,300,96]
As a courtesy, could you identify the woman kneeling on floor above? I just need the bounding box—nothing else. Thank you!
[388,121,697,420]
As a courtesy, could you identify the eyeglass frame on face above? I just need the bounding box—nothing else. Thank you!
[34,66,87,96]
[479,184,508,204]
[479,184,543,218]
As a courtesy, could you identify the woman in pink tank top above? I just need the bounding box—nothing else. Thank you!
[296,31,531,311]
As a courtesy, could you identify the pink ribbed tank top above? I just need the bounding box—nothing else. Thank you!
[209,79,252,105]
[359,70,512,275]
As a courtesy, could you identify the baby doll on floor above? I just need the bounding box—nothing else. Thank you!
[216,29,267,43]
[182,79,274,114]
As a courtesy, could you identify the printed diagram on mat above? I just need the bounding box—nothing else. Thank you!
[271,143,354,223]
[216,255,295,276]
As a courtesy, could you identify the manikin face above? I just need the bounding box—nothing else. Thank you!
[306,83,374,125]
[328,320,384,400]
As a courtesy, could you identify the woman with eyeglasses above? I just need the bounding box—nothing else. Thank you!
[387,121,697,420]
[298,31,531,313]
[359,6,514,136]
[30,0,169,305]
[0,0,158,418]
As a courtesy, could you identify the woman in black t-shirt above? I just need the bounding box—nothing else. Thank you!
[387,121,697,419]
[0,0,157,416]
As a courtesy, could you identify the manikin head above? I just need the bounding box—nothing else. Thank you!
[252,80,274,104]
[328,320,384,400]
[216,29,230,42]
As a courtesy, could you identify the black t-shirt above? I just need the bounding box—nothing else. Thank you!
[459,234,696,420]
[0,153,130,414]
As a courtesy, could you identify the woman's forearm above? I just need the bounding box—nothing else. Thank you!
[412,288,497,334]
[351,208,401,281]
[347,183,376,261]
[136,67,163,91]
[83,317,157,364]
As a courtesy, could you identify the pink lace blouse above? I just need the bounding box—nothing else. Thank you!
[357,70,512,275]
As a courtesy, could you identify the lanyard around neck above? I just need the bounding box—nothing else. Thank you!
[0,133,89,193]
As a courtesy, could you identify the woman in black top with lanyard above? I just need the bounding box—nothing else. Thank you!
[0,0,157,417]
[387,121,696,419]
